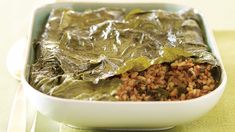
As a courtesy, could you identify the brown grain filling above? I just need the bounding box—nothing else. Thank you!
[115,58,216,101]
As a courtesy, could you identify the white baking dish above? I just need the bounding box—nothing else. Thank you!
[22,2,227,130]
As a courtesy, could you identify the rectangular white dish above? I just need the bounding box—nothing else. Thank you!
[22,2,227,130]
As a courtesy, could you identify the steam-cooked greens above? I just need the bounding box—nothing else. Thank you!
[30,8,220,100]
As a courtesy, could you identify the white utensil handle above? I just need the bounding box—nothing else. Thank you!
[7,85,26,132]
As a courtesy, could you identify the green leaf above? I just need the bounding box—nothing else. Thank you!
[30,8,220,100]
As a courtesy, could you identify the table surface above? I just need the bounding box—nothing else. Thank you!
[1,31,235,132]
[1,0,235,131]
